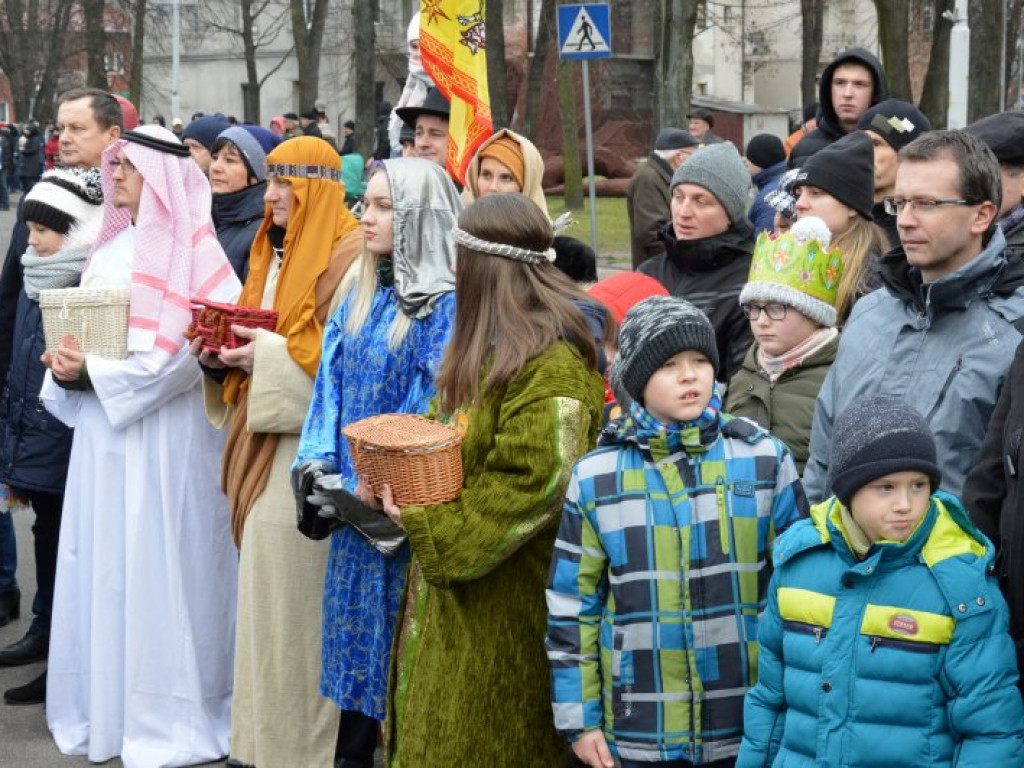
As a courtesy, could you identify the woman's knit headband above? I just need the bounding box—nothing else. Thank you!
[265,162,341,182]
[452,226,556,265]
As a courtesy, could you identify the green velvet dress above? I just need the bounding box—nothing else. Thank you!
[386,340,605,767]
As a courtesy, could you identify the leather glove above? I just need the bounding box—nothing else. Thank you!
[308,473,408,558]
[292,459,340,540]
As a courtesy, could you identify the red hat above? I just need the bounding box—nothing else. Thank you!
[114,95,139,131]
[587,272,669,322]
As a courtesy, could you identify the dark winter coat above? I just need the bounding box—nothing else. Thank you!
[0,199,30,392]
[0,130,13,172]
[749,161,788,235]
[872,200,899,252]
[0,289,73,494]
[792,48,890,157]
[212,181,267,283]
[963,316,1024,684]
[725,335,838,473]
[638,220,756,380]
[626,154,673,268]
[1002,204,1024,263]
[17,128,43,178]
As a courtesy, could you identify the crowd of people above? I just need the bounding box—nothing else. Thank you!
[0,27,1022,768]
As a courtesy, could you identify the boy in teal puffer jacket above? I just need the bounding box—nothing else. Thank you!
[547,296,808,767]
[739,396,1024,767]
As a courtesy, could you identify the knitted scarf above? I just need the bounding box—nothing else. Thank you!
[21,243,90,299]
[1000,203,1024,235]
[756,327,838,384]
[629,384,723,458]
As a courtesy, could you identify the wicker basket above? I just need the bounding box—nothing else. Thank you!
[185,300,279,352]
[343,413,464,506]
[39,286,131,360]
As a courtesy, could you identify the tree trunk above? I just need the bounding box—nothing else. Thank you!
[83,0,107,89]
[289,0,330,111]
[557,58,582,210]
[1006,0,1024,109]
[521,0,555,141]
[873,0,912,100]
[353,0,376,157]
[240,0,261,123]
[655,0,698,130]
[800,0,825,109]
[128,0,147,108]
[486,0,509,128]
[968,0,1003,121]
[0,0,76,119]
[919,0,953,128]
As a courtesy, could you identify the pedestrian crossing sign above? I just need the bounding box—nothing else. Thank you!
[557,4,612,60]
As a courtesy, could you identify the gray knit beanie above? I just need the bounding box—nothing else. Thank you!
[829,396,942,507]
[613,296,718,403]
[670,143,751,224]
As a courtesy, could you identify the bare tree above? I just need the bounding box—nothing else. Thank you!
[873,0,912,100]
[800,0,824,109]
[201,0,293,123]
[967,0,1003,120]
[654,0,698,130]
[0,0,76,119]
[352,0,375,157]
[82,0,107,88]
[557,57,582,210]
[289,0,330,111]
[486,0,508,128]
[520,0,556,141]
[918,0,952,128]
[124,0,148,107]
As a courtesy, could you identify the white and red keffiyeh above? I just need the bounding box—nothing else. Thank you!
[90,125,239,361]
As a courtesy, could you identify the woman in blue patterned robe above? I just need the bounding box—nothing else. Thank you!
[294,157,460,763]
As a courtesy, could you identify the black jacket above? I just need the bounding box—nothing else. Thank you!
[0,200,30,392]
[1003,204,1024,263]
[792,48,890,157]
[0,289,74,494]
[213,181,267,283]
[963,317,1024,681]
[638,220,756,380]
[17,128,43,178]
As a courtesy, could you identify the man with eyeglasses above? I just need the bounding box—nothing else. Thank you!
[804,130,1024,505]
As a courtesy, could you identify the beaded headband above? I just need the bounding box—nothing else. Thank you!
[452,226,556,265]
[265,162,341,182]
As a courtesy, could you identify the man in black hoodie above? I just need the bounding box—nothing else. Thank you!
[793,48,889,158]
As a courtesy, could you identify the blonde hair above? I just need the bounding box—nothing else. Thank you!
[344,252,412,349]
[833,217,889,323]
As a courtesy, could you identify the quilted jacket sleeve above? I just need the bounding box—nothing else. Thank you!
[737,574,787,768]
[943,584,1024,766]
[546,465,609,738]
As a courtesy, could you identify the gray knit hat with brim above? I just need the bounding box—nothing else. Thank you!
[829,396,942,507]
[613,296,719,403]
[670,143,751,224]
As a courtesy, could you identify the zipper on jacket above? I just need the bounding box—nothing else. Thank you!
[783,619,829,644]
[925,355,963,422]
[716,477,730,556]
[868,635,941,654]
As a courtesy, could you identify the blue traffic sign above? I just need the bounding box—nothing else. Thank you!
[557,4,612,60]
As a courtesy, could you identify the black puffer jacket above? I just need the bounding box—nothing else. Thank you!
[212,181,267,282]
[0,289,73,494]
[638,220,756,380]
[792,48,890,157]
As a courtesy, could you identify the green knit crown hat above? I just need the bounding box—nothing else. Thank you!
[739,216,845,328]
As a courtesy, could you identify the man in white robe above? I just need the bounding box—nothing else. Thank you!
[40,125,241,767]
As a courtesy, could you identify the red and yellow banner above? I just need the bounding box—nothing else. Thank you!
[420,0,493,184]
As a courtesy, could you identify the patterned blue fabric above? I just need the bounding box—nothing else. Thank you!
[295,283,455,719]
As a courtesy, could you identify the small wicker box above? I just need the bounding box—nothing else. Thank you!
[185,300,279,352]
[39,286,131,360]
[343,413,464,507]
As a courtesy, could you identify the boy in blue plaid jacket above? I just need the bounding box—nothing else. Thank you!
[546,296,807,767]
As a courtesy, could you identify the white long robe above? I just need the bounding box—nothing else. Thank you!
[42,227,240,767]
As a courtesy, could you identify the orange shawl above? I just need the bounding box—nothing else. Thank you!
[221,137,362,546]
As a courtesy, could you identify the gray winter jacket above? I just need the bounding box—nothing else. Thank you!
[804,228,1024,502]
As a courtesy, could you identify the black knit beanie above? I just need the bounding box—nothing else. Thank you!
[829,396,942,507]
[793,131,875,220]
[745,134,786,171]
[857,99,932,152]
[613,296,718,403]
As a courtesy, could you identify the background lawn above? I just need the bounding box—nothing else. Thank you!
[548,194,632,270]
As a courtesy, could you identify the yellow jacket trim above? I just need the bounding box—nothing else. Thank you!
[921,498,986,568]
[778,587,835,628]
[860,603,955,645]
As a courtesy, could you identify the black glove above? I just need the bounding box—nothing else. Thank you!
[292,459,340,540]
[308,473,408,558]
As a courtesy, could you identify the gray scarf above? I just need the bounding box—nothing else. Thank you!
[21,243,90,300]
